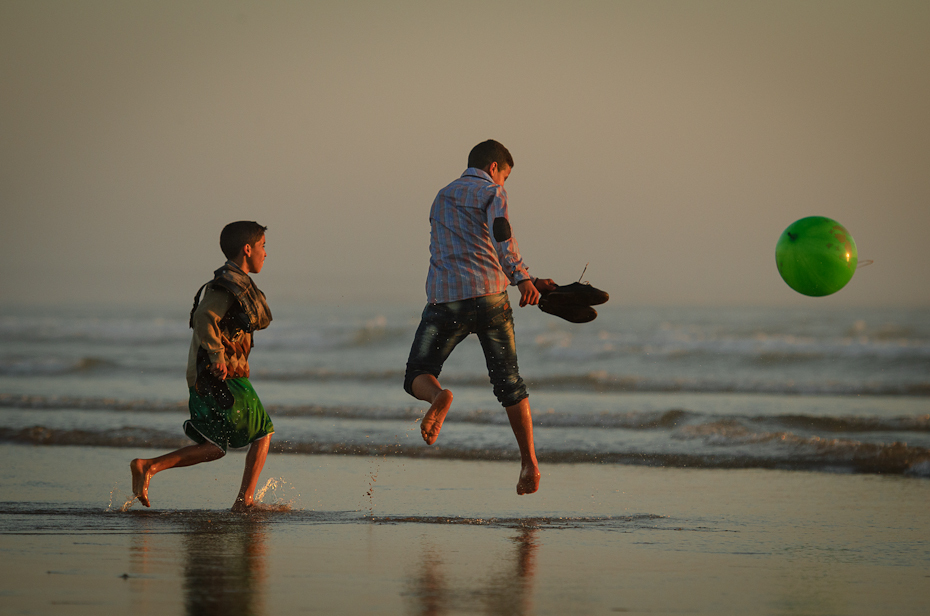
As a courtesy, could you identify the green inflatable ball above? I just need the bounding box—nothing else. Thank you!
[775,216,858,296]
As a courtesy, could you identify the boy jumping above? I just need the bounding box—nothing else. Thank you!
[130,221,274,511]
[404,140,555,495]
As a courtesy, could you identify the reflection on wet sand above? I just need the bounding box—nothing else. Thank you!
[182,517,268,616]
[405,527,539,616]
[129,515,269,616]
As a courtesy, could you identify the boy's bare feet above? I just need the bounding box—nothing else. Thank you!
[420,389,453,445]
[516,463,541,495]
[231,498,252,513]
[231,500,290,513]
[130,459,152,507]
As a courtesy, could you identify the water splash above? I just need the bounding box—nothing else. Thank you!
[107,483,136,512]
[253,477,299,511]
[365,457,382,517]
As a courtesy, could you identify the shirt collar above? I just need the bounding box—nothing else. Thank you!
[224,260,247,276]
[461,167,493,182]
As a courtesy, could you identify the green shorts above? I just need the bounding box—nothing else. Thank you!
[183,377,274,453]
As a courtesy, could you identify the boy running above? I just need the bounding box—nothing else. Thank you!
[131,221,274,511]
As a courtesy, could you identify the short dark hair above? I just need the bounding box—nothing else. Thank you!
[467,139,514,171]
[220,221,267,259]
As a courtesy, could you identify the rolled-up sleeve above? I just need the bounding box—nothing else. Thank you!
[486,186,531,285]
[192,287,232,364]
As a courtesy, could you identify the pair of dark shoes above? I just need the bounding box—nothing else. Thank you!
[539,282,609,323]
[195,368,235,409]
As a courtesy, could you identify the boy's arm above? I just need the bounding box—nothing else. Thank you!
[486,187,532,285]
[191,286,234,378]
[517,278,557,306]
[516,280,540,307]
[487,187,555,306]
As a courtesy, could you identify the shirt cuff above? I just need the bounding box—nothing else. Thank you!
[512,269,532,285]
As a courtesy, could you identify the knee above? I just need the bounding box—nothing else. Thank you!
[494,376,528,408]
[499,390,528,408]
[404,370,438,398]
[247,435,271,456]
[403,372,418,397]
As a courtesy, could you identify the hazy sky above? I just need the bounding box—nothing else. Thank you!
[2,0,928,307]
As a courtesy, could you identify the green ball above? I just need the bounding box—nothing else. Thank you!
[776,216,858,296]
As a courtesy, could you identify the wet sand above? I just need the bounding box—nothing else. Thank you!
[1,443,928,615]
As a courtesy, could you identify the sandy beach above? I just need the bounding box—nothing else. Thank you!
[2,442,928,615]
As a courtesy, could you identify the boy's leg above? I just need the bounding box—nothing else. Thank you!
[505,398,541,495]
[475,293,539,494]
[405,301,471,445]
[411,374,454,446]
[130,441,225,507]
[231,434,271,512]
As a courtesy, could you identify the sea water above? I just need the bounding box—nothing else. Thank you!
[2,300,929,614]
[1,300,927,476]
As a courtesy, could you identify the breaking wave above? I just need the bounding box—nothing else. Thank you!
[2,394,928,478]
[3,393,928,433]
[0,356,116,376]
[1,425,926,477]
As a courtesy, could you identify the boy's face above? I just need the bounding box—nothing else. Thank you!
[243,235,267,274]
[488,162,511,186]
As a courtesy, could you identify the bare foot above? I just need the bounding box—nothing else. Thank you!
[231,501,290,513]
[231,499,252,513]
[516,463,540,495]
[421,389,453,445]
[129,459,152,507]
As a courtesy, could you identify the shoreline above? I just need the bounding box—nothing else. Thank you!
[2,444,929,614]
[3,427,928,477]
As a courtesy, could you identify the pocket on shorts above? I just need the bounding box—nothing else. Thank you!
[484,293,513,326]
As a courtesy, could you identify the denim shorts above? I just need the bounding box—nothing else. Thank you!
[404,292,528,408]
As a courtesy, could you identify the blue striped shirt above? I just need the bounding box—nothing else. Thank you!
[425,168,532,303]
